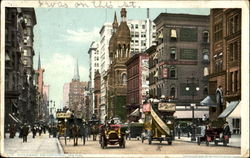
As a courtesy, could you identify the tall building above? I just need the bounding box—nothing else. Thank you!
[93,70,101,119]
[209,9,241,133]
[88,41,100,115]
[69,59,88,113]
[99,22,113,123]
[151,13,210,122]
[126,53,149,122]
[5,7,37,126]
[43,84,50,123]
[63,83,70,107]
[106,8,131,121]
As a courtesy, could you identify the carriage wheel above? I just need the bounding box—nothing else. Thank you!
[101,137,105,149]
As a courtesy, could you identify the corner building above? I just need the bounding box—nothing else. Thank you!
[152,13,210,122]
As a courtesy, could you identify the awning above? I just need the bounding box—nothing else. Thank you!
[228,101,241,118]
[9,114,19,123]
[158,32,163,39]
[218,101,240,118]
[200,95,216,107]
[171,29,177,38]
[130,108,140,116]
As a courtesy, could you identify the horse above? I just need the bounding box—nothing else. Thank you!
[91,124,99,141]
[71,124,79,146]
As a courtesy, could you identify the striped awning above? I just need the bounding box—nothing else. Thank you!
[218,101,240,118]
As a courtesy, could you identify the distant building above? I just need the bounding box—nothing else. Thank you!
[63,83,70,107]
[209,9,241,133]
[43,84,50,123]
[151,13,210,122]
[69,59,88,112]
[126,53,149,122]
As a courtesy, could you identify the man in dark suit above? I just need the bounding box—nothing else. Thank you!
[22,123,29,142]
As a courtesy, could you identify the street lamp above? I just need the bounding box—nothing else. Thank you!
[186,76,200,142]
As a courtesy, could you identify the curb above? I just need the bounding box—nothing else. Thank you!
[56,138,64,154]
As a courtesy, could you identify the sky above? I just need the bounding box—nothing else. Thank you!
[33,8,210,109]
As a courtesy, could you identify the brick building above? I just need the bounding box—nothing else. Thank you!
[209,9,241,133]
[126,53,149,122]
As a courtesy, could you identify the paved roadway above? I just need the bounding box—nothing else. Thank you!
[59,136,241,156]
[3,132,63,157]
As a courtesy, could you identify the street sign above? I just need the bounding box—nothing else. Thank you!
[158,103,176,111]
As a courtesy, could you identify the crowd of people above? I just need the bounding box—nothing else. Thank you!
[5,122,55,142]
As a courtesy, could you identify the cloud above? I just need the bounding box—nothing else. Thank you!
[43,53,89,108]
[63,27,100,43]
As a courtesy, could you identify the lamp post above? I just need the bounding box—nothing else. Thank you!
[185,76,200,141]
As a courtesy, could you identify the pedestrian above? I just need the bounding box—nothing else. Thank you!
[176,124,181,139]
[43,125,46,134]
[22,123,29,142]
[222,122,231,139]
[32,125,37,138]
[9,124,15,138]
[19,124,23,138]
[38,125,42,136]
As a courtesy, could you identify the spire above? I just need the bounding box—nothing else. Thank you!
[73,58,80,81]
[38,52,41,69]
[120,8,127,22]
[112,11,118,32]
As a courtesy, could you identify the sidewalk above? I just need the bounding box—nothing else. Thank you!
[3,132,64,157]
[174,134,241,147]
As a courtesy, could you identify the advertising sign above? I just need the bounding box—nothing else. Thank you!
[56,112,71,118]
[158,103,176,111]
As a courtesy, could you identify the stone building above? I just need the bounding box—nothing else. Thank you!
[106,8,131,121]
[151,13,210,122]
[209,9,241,133]
[93,70,101,119]
[126,53,149,122]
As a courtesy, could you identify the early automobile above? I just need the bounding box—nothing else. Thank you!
[197,127,230,146]
[99,124,126,149]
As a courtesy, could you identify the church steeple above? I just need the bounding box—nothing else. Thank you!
[112,12,118,33]
[38,52,41,69]
[72,58,80,81]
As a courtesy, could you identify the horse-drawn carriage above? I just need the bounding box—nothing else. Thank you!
[89,115,100,141]
[56,110,86,146]
[197,127,230,146]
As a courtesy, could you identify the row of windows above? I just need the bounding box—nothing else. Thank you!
[128,78,139,90]
[227,13,241,35]
[228,40,240,62]
[229,70,240,94]
[128,65,139,78]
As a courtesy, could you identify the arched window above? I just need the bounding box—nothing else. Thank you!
[203,31,209,43]
[204,67,209,76]
[170,87,176,98]
[122,73,127,85]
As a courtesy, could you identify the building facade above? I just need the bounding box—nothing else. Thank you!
[88,41,100,115]
[5,7,37,127]
[151,13,210,122]
[126,53,149,122]
[209,9,241,133]
[93,70,101,119]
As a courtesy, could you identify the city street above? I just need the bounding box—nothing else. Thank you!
[59,136,240,155]
[3,133,63,157]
